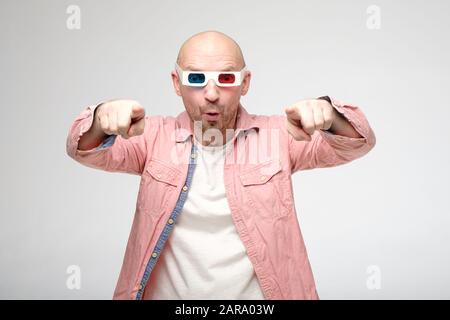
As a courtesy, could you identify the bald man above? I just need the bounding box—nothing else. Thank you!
[66,30,376,300]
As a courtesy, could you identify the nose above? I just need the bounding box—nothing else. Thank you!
[204,79,219,102]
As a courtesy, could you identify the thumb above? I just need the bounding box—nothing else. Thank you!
[285,106,301,120]
[128,117,145,137]
[285,107,311,141]
[130,104,145,121]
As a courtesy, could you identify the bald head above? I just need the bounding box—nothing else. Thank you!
[176,31,246,70]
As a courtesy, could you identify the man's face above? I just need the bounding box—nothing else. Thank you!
[172,44,251,144]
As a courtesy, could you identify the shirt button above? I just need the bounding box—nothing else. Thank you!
[156,173,162,179]
[191,153,196,159]
[152,252,158,258]
[139,284,143,290]
[168,218,174,225]
[182,185,188,192]
[260,175,266,181]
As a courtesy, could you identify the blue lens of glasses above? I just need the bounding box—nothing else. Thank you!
[188,73,205,84]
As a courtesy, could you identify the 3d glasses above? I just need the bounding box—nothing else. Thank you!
[175,62,247,87]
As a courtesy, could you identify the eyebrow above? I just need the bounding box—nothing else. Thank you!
[185,65,237,72]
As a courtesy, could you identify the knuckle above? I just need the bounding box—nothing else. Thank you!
[109,127,118,134]
[117,123,128,133]
[304,125,315,133]
[101,103,113,114]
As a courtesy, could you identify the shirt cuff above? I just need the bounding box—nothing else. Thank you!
[96,134,117,150]
[317,95,366,139]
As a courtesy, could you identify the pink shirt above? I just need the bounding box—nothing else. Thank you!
[66,97,376,299]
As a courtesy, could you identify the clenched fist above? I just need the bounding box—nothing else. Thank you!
[96,100,146,139]
[284,99,337,141]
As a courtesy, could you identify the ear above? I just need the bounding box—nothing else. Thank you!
[171,70,182,97]
[240,70,251,96]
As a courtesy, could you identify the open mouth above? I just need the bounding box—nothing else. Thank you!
[203,112,220,121]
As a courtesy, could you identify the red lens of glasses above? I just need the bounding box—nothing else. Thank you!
[218,73,236,84]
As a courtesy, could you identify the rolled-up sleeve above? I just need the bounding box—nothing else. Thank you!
[66,103,153,175]
[288,97,376,173]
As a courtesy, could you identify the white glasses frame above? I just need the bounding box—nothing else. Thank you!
[174,62,248,87]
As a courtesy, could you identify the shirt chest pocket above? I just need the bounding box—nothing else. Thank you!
[138,159,181,217]
[239,159,293,219]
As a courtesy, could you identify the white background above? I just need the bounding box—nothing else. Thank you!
[0,0,449,299]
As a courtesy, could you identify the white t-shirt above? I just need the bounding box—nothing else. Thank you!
[145,137,265,300]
